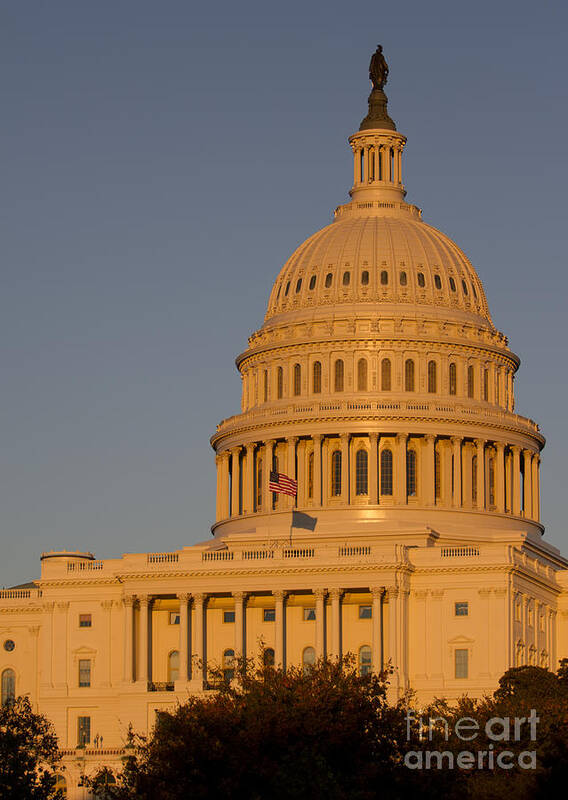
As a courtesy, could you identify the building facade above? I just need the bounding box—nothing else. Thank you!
[2,52,568,797]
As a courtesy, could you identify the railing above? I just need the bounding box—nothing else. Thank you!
[67,561,104,572]
[338,546,371,557]
[0,588,41,599]
[202,551,234,562]
[282,548,314,559]
[242,550,274,560]
[147,553,179,564]
[59,748,126,757]
[147,682,175,692]
[440,546,480,558]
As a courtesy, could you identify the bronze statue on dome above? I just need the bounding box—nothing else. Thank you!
[369,45,388,90]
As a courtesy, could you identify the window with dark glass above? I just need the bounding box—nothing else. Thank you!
[449,363,457,395]
[428,361,437,393]
[381,358,391,391]
[355,449,368,495]
[435,450,441,499]
[467,365,474,398]
[331,450,342,496]
[334,359,344,392]
[342,271,350,286]
[359,645,372,676]
[357,358,368,391]
[462,279,468,296]
[400,271,407,286]
[308,451,314,499]
[449,277,456,292]
[169,611,180,625]
[312,361,322,394]
[309,274,317,290]
[293,363,301,396]
[455,649,468,678]
[325,273,333,288]
[417,272,425,287]
[223,611,235,623]
[285,281,290,296]
[434,274,442,290]
[455,602,469,616]
[78,659,91,688]
[404,359,415,392]
[407,450,417,497]
[380,449,393,495]
[263,370,268,402]
[359,605,372,619]
[79,614,92,628]
[77,716,91,747]
[380,270,389,285]
[483,369,489,401]
[295,278,302,293]
[488,457,495,507]
[303,608,316,621]
[277,366,283,399]
[472,455,478,504]
[361,270,369,285]
[263,608,275,622]
[223,649,235,682]
[1,669,15,706]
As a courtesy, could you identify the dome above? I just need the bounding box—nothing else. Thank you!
[265,209,492,329]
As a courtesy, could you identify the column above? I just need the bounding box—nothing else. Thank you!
[505,449,512,512]
[493,442,505,513]
[53,601,69,689]
[381,145,390,182]
[287,437,298,508]
[393,145,401,184]
[340,434,349,503]
[123,595,135,683]
[313,434,323,507]
[138,596,150,685]
[363,146,369,182]
[330,588,343,660]
[217,452,230,520]
[40,602,55,690]
[274,590,286,668]
[178,593,191,684]
[387,587,400,696]
[369,433,379,504]
[100,600,113,688]
[233,592,246,661]
[315,589,326,659]
[523,450,533,519]
[231,446,241,516]
[451,437,462,508]
[371,587,384,674]
[353,146,359,185]
[395,433,408,504]
[421,435,435,506]
[244,443,255,514]
[191,593,205,686]
[511,446,521,516]
[532,455,540,522]
[475,439,485,510]
[263,440,275,513]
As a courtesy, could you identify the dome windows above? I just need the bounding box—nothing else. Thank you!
[331,450,342,496]
[467,365,475,398]
[309,275,317,290]
[342,271,351,286]
[449,277,457,292]
[312,361,322,394]
[407,450,417,497]
[285,281,291,296]
[277,367,284,399]
[434,275,442,290]
[427,361,437,393]
[381,358,392,391]
[380,449,393,496]
[449,363,457,396]
[334,359,344,392]
[462,279,468,296]
[355,449,368,495]
[295,278,302,294]
[380,270,389,285]
[400,271,408,286]
[293,364,302,396]
[357,359,368,392]
[417,272,425,288]
[404,359,415,392]
[472,283,478,300]
[361,270,369,285]
[325,273,333,288]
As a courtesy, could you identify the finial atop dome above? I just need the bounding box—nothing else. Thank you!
[359,45,396,131]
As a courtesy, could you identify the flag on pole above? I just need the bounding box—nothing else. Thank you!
[291,510,317,531]
[269,471,297,497]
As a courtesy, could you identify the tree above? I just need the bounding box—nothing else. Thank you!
[0,696,63,800]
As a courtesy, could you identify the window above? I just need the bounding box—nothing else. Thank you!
[276,284,282,301]
[380,449,393,496]
[399,271,407,286]
[263,370,268,403]
[295,278,302,293]
[312,361,322,394]
[3,640,15,652]
[285,281,290,296]
[223,611,235,623]
[381,358,391,391]
[435,450,441,499]
[293,363,301,396]
[303,608,316,621]
[79,614,92,628]
[449,277,456,292]
[223,649,235,682]
[357,358,368,391]
[168,651,179,682]
[169,612,180,625]
[472,283,478,300]
[427,361,437,393]
[407,450,417,497]
[488,457,495,507]
[325,272,333,288]
[434,274,442,290]
[277,367,283,399]
[449,363,457,395]
[331,450,342,496]
[309,274,317,290]
[361,270,369,285]
[462,279,468,296]
[308,451,314,499]
[404,359,415,392]
[467,365,475,398]
[455,602,469,616]
[302,646,316,673]
[472,455,478,504]
[355,449,368,495]
[334,359,344,392]
[359,645,372,677]
[454,649,468,679]
[359,605,372,619]
[263,648,275,667]
[54,775,67,797]
[342,271,350,286]
[380,270,389,285]
[1,669,15,706]
[77,716,91,747]
[263,608,275,622]
[483,369,489,401]
[256,457,263,509]
[417,272,425,287]
[78,659,91,688]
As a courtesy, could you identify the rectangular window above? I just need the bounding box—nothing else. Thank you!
[169,612,180,625]
[359,605,372,619]
[263,608,275,622]
[455,602,469,617]
[223,611,235,623]
[78,659,91,687]
[303,608,316,621]
[79,614,92,628]
[77,716,91,747]
[455,649,469,679]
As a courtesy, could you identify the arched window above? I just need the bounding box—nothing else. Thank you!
[357,358,368,392]
[472,455,478,504]
[263,648,275,668]
[309,274,317,290]
[380,449,393,496]
[331,450,342,496]
[263,370,268,403]
[361,270,369,285]
[449,277,456,292]
[427,361,437,393]
[467,365,475,398]
[1,669,15,705]
[302,646,316,674]
[325,273,333,288]
[277,367,283,399]
[399,271,407,286]
[223,649,235,682]
[359,645,372,676]
[312,361,322,394]
[435,450,441,499]
[293,363,301,396]
[407,450,417,497]
[381,358,391,391]
[462,279,468,296]
[54,776,67,797]
[334,359,344,392]
[256,457,263,509]
[488,457,495,508]
[449,363,457,396]
[342,271,350,286]
[495,372,501,405]
[380,270,389,285]
[472,283,478,300]
[308,451,314,499]
[284,281,291,297]
[167,651,179,683]
[417,272,425,287]
[295,278,302,293]
[434,274,442,290]
[355,449,368,496]
[483,369,489,401]
[404,359,415,392]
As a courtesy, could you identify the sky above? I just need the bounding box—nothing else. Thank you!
[1,0,567,586]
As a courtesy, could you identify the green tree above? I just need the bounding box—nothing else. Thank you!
[0,696,63,800]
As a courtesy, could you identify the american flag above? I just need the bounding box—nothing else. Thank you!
[269,471,297,497]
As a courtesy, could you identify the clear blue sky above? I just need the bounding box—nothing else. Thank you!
[1,1,567,586]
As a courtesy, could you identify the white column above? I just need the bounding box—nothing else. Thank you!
[475,439,485,510]
[387,587,400,697]
[523,449,533,519]
[138,596,150,685]
[330,588,343,660]
[512,446,521,516]
[123,595,135,683]
[40,601,55,690]
[371,586,384,674]
[315,589,326,659]
[532,455,540,522]
[451,436,462,508]
[263,440,275,513]
[369,433,379,504]
[231,446,241,516]
[313,434,323,507]
[217,452,231,520]
[191,593,205,687]
[178,593,190,684]
[100,600,113,688]
[274,590,286,668]
[495,442,506,513]
[233,592,246,662]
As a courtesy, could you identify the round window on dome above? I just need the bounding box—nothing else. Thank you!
[417,272,425,288]
[342,271,350,286]
[295,278,302,293]
[434,275,442,290]
[3,640,15,652]
[449,277,456,292]
[325,273,333,288]
[361,270,369,286]
[285,281,291,296]
[380,270,389,286]
[462,279,468,296]
[399,271,407,287]
[309,275,317,290]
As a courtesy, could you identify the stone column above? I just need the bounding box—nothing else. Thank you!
[100,600,114,688]
[191,593,205,687]
[263,440,275,513]
[178,593,191,684]
[217,452,230,520]
[387,587,400,696]
[381,145,390,182]
[511,445,521,516]
[287,437,298,508]
[53,601,69,689]
[233,592,246,661]
[475,439,485,510]
[371,586,384,674]
[123,595,135,683]
[244,443,255,514]
[451,437,462,508]
[395,433,408,504]
[495,442,506,513]
[421,434,435,506]
[138,596,150,685]
[523,450,533,519]
[393,144,401,184]
[363,146,369,182]
[313,434,323,507]
[340,434,349,503]
[353,146,359,185]
[330,588,343,660]
[369,433,379,504]
[274,590,286,668]
[231,446,241,517]
[532,455,540,522]
[315,589,326,659]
